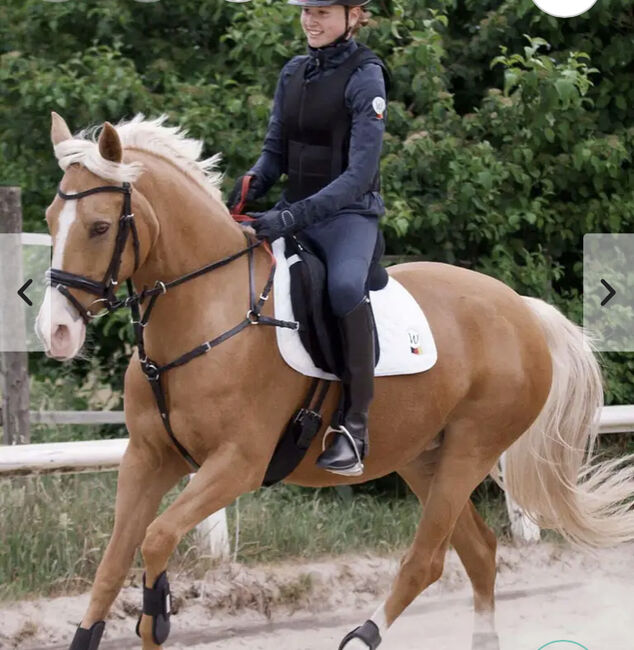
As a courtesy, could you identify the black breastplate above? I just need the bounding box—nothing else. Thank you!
[281,43,389,203]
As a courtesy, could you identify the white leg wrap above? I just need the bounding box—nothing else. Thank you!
[369,603,388,636]
[473,610,496,634]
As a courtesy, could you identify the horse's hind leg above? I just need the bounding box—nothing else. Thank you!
[450,499,500,650]
[389,453,499,650]
[339,423,502,650]
[69,441,184,648]
[401,455,500,649]
[399,460,499,650]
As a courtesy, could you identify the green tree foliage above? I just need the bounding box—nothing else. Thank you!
[1,0,632,404]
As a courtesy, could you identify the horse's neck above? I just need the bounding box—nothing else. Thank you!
[128,151,260,362]
[131,151,243,286]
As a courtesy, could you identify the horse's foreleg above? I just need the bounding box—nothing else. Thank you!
[69,442,184,649]
[137,443,260,650]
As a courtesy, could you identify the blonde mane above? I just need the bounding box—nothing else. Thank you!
[53,114,224,203]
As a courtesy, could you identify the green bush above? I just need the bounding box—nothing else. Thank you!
[1,0,632,414]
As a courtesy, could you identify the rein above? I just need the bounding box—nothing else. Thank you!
[46,179,298,470]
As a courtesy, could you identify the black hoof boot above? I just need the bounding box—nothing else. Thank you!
[472,631,501,650]
[135,571,171,645]
[339,620,382,649]
[316,426,366,476]
[69,621,105,650]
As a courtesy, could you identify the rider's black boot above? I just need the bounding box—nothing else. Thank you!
[316,297,374,476]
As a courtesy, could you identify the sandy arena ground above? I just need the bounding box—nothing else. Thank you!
[1,540,632,650]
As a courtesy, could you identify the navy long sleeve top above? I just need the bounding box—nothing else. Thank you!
[248,38,387,224]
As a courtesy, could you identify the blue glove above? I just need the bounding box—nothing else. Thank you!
[227,173,265,212]
[247,208,300,241]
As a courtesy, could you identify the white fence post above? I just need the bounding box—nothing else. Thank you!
[500,452,541,544]
[500,403,634,543]
[189,473,230,559]
[0,438,231,559]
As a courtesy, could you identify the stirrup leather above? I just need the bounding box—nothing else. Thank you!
[320,425,365,477]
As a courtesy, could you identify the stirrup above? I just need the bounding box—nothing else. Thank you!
[320,425,365,477]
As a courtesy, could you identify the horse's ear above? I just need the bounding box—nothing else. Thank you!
[98,121,122,163]
[51,111,72,146]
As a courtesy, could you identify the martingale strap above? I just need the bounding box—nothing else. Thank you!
[133,232,298,471]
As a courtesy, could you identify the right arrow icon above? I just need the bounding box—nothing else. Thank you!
[600,279,616,306]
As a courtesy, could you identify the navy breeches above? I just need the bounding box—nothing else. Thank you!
[301,214,379,317]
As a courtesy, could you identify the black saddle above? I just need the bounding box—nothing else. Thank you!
[284,229,388,377]
[261,230,387,488]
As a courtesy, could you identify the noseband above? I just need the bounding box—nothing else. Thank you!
[45,181,297,470]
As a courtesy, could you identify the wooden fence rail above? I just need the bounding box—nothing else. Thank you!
[1,405,632,547]
[0,410,230,558]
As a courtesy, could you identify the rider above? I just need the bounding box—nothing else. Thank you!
[228,0,389,477]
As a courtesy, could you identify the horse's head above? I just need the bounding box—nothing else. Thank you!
[36,113,158,360]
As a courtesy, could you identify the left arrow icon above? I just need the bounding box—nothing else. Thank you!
[18,279,33,306]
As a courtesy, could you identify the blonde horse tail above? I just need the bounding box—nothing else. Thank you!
[492,295,634,548]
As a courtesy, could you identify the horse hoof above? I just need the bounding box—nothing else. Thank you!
[342,640,371,650]
[338,620,381,649]
[472,631,500,650]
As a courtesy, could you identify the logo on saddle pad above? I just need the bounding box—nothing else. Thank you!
[407,329,423,355]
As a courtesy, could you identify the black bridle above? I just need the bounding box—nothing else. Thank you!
[46,182,141,324]
[45,181,298,470]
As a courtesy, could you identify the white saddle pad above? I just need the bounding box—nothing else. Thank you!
[271,238,437,380]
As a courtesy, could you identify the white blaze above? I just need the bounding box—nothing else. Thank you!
[35,192,86,358]
[52,194,77,268]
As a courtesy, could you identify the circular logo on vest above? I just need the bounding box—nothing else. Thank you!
[530,0,598,17]
[372,97,386,119]
[537,642,590,650]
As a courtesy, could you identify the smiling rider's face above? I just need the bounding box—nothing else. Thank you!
[300,6,360,48]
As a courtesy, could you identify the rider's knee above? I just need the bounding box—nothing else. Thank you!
[329,278,365,317]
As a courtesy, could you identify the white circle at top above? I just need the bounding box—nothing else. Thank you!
[531,0,598,18]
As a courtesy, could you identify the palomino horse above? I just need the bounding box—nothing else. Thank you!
[36,113,634,650]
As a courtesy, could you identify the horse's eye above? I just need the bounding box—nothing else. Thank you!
[91,222,110,236]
